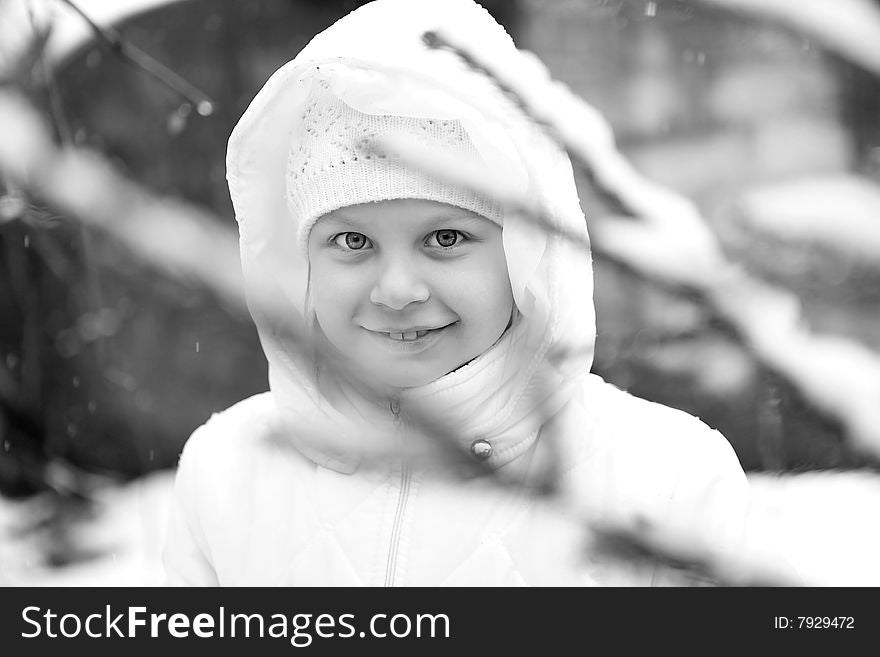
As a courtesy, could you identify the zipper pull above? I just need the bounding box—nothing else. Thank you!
[389,396,401,421]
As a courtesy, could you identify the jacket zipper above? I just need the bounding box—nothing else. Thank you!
[384,396,411,587]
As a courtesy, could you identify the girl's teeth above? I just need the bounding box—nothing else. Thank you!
[388,330,432,341]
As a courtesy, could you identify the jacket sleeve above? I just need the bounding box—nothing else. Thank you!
[657,422,804,585]
[569,378,803,585]
[162,426,219,586]
[664,424,752,553]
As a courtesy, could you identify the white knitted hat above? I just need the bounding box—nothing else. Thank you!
[286,81,504,250]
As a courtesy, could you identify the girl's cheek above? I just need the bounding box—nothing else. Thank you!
[456,256,509,289]
[336,273,376,305]
[318,262,362,289]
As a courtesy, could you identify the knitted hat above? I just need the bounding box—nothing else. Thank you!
[286,81,504,250]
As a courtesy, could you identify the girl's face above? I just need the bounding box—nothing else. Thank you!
[308,199,514,389]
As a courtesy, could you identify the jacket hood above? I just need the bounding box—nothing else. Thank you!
[226,0,595,474]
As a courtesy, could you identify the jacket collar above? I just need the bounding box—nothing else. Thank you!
[267,312,583,475]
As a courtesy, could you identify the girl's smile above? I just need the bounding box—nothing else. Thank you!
[363,321,457,353]
[307,199,514,388]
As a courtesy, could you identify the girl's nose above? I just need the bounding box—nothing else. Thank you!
[369,258,430,310]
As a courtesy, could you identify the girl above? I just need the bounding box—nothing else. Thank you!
[163,0,752,586]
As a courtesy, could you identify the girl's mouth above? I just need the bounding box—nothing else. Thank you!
[363,323,456,352]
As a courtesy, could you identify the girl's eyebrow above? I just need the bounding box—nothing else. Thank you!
[316,212,362,229]
[320,209,493,228]
[423,210,494,226]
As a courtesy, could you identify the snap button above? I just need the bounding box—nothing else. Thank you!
[470,439,493,460]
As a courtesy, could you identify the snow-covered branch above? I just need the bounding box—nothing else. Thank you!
[735,175,880,264]
[424,28,880,464]
[0,91,239,311]
[691,0,880,78]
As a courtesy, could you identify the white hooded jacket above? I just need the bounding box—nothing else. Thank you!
[163,0,751,586]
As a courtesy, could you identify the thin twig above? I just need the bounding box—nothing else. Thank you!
[57,0,215,115]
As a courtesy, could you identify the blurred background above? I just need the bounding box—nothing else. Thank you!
[1,0,879,585]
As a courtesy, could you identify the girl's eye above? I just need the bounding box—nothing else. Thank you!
[333,232,371,250]
[427,229,464,249]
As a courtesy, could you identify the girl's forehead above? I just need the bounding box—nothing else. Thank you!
[315,199,499,231]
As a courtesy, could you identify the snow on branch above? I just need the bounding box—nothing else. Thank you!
[0,0,52,80]
[691,0,880,78]
[736,175,880,264]
[0,92,238,309]
[424,29,880,463]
